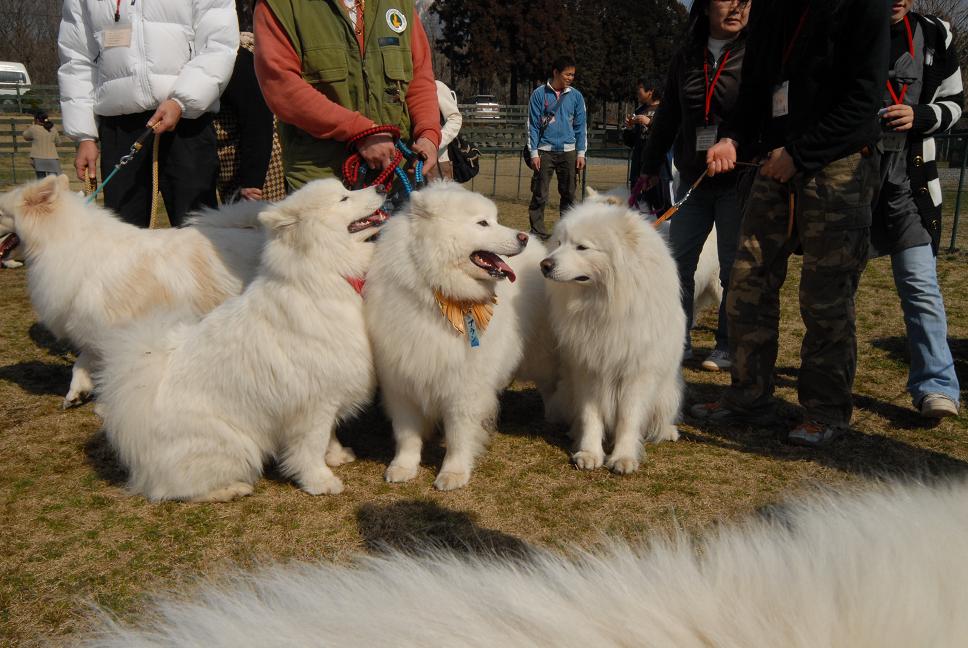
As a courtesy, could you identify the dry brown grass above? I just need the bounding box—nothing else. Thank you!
[0,194,966,645]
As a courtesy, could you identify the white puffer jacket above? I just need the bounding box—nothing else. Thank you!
[58,0,239,141]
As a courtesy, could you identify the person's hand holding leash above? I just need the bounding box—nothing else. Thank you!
[75,140,99,181]
[357,132,396,170]
[412,136,438,175]
[576,156,586,171]
[882,104,914,131]
[706,138,737,176]
[147,99,183,133]
[760,147,797,183]
[240,188,263,201]
[531,154,541,172]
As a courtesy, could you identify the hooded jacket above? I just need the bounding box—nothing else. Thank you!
[58,0,239,141]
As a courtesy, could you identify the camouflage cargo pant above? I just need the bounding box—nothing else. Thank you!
[721,151,879,427]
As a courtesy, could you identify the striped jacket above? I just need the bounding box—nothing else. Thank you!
[906,12,964,253]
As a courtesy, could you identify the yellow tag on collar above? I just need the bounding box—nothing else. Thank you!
[433,290,497,337]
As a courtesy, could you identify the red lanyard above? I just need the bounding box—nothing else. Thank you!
[782,7,810,67]
[114,0,122,22]
[886,15,915,105]
[703,49,731,125]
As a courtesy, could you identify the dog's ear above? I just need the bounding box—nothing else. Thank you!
[408,190,431,219]
[586,187,600,199]
[258,204,299,232]
[618,209,645,248]
[20,175,64,214]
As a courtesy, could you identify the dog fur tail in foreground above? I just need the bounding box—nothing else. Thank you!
[79,479,968,647]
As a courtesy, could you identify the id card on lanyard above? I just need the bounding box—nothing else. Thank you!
[698,48,731,150]
[103,0,133,48]
[774,7,810,119]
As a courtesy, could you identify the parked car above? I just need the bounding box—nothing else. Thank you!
[0,62,31,111]
[469,94,500,119]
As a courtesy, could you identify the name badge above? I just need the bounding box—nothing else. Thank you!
[881,132,906,152]
[696,125,718,152]
[772,80,790,118]
[103,26,132,48]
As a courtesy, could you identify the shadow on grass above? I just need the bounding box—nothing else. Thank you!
[356,499,533,560]
[871,335,967,401]
[498,386,571,452]
[28,322,74,358]
[0,360,71,396]
[84,429,128,487]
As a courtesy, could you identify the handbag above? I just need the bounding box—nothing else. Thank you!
[447,134,480,183]
[523,91,565,171]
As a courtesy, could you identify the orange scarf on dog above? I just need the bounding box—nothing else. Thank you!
[433,289,497,337]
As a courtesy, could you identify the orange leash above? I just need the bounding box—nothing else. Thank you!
[653,171,707,229]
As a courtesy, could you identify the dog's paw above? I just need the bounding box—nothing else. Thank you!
[1,260,23,269]
[660,424,680,442]
[325,445,356,467]
[385,463,419,484]
[606,454,640,475]
[571,450,605,470]
[192,481,254,502]
[301,474,345,496]
[433,470,470,491]
[61,394,84,410]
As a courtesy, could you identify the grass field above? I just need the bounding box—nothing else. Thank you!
[1,187,966,644]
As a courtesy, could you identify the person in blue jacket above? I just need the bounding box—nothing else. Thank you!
[526,56,588,239]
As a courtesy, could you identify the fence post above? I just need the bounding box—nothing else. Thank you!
[950,135,968,252]
[10,118,17,185]
[492,151,498,197]
[516,154,522,200]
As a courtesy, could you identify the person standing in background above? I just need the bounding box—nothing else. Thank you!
[22,111,62,179]
[636,0,750,371]
[436,79,463,180]
[867,0,963,419]
[623,77,661,187]
[526,56,588,240]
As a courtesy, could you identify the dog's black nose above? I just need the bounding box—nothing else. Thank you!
[517,232,529,246]
[540,259,554,276]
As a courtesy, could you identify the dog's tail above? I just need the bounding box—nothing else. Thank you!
[94,312,194,492]
[185,200,267,230]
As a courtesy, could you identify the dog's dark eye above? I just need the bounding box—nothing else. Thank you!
[477,220,489,227]
[340,196,349,202]
[576,244,588,251]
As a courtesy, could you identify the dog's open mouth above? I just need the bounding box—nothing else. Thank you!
[470,251,516,282]
[348,210,389,234]
[0,233,20,263]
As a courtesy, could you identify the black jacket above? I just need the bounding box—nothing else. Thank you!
[641,34,747,189]
[221,48,275,190]
[720,0,890,176]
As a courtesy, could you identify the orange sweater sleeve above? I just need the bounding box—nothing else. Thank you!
[253,2,375,143]
[406,12,442,149]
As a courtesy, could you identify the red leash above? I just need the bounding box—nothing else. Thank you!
[342,125,403,191]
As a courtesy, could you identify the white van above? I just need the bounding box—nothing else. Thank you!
[0,62,31,97]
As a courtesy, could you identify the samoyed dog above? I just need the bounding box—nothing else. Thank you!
[95,179,386,502]
[541,202,683,474]
[586,186,721,318]
[365,181,554,491]
[81,479,968,647]
[0,175,265,407]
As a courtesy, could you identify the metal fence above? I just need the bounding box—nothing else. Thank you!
[3,92,967,251]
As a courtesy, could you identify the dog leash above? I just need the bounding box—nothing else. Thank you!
[84,127,157,205]
[342,125,426,196]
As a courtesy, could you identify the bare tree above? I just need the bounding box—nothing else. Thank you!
[0,0,61,85]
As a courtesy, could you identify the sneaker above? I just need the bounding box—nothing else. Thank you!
[919,394,959,419]
[689,401,774,426]
[701,349,731,372]
[787,420,844,447]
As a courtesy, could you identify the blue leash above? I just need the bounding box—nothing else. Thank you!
[85,127,156,205]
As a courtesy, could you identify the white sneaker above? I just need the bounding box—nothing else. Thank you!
[919,394,959,418]
[701,349,731,372]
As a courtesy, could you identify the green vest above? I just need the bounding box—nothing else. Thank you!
[264,0,416,189]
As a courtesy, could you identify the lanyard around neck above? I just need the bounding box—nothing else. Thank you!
[886,15,915,106]
[782,6,810,68]
[703,48,731,125]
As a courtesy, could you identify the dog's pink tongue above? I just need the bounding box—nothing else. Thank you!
[495,258,516,283]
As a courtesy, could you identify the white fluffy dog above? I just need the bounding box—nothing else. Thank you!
[586,186,721,318]
[541,202,683,474]
[81,479,968,647]
[95,180,386,502]
[0,175,265,407]
[364,182,553,491]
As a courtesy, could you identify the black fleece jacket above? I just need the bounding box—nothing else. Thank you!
[720,0,890,175]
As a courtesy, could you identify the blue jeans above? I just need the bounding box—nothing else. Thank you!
[668,182,742,351]
[891,244,960,407]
